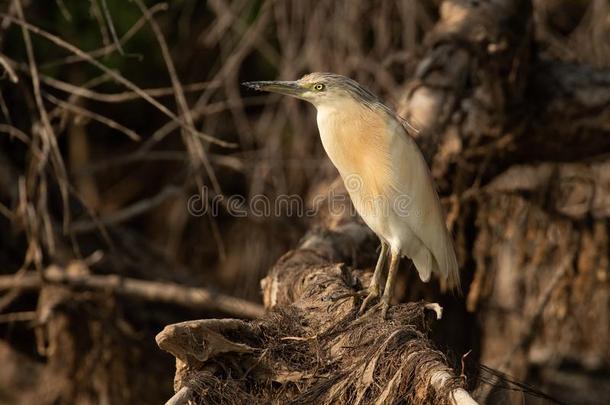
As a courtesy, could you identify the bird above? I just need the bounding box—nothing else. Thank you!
[243,73,460,318]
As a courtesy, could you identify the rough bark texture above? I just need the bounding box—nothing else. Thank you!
[157,214,473,404]
[397,0,610,403]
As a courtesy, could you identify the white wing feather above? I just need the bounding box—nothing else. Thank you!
[384,120,460,291]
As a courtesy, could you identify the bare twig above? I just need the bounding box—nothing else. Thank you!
[0,123,30,143]
[133,95,267,156]
[0,267,28,313]
[0,13,235,148]
[73,151,243,177]
[70,186,182,233]
[41,3,168,68]
[431,371,479,405]
[90,0,110,48]
[0,201,13,220]
[165,386,193,405]
[0,311,36,323]
[0,89,11,123]
[99,0,125,55]
[133,0,221,194]
[44,93,141,141]
[14,0,70,239]
[0,53,18,82]
[0,266,266,319]
[55,0,71,21]
[40,75,217,103]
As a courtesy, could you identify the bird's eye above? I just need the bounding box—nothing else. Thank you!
[313,83,325,91]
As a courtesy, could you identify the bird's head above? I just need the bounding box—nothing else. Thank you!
[243,72,378,109]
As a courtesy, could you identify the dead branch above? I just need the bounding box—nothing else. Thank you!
[157,219,476,404]
[40,2,168,68]
[0,53,17,82]
[69,186,182,233]
[15,0,71,237]
[99,0,125,56]
[0,310,36,323]
[0,13,234,148]
[0,265,265,319]
[0,123,30,143]
[44,93,142,142]
[40,75,216,103]
[134,0,221,195]
[165,386,193,405]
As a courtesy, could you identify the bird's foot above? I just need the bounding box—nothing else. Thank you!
[357,300,390,320]
[328,290,365,302]
[358,288,380,315]
[380,300,390,320]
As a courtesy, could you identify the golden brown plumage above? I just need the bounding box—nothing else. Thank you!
[244,73,460,318]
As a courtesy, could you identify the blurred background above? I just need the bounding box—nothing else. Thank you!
[0,0,609,404]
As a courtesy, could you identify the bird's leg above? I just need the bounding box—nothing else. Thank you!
[358,241,388,315]
[380,248,401,319]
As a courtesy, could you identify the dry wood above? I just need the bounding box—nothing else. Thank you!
[0,13,234,148]
[157,218,476,404]
[0,265,265,319]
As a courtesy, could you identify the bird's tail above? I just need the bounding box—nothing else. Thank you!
[411,247,433,283]
[438,231,461,294]
[410,233,460,294]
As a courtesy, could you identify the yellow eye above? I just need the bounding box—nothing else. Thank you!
[313,83,325,91]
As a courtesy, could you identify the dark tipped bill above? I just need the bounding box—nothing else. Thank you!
[241,80,304,97]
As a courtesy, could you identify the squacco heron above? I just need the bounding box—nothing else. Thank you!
[244,73,460,318]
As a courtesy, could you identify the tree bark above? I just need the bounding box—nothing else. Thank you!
[157,214,477,404]
[395,0,610,402]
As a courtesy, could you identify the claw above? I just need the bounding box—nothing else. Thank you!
[379,290,393,319]
[329,290,366,302]
[380,301,390,319]
[358,289,379,315]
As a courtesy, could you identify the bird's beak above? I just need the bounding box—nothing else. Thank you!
[242,80,305,97]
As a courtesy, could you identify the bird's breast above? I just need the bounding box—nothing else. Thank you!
[316,103,396,205]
